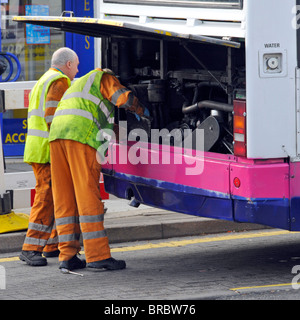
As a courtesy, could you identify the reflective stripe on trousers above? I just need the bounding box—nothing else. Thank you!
[22,163,58,252]
[50,139,111,263]
[55,215,107,242]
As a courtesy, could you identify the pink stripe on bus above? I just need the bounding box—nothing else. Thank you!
[102,142,290,200]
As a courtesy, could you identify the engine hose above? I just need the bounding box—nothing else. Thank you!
[182,100,233,114]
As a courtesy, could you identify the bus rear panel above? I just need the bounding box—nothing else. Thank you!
[99,0,299,231]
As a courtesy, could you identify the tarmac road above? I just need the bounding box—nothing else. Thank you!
[1,229,300,301]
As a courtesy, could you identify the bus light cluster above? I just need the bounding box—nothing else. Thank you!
[233,99,247,157]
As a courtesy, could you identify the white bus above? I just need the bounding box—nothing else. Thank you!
[14,0,300,231]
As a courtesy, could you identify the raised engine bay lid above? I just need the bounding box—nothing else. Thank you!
[13,15,241,48]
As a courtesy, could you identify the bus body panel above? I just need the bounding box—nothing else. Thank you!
[230,159,290,229]
[246,0,298,159]
[99,0,245,30]
[102,144,293,230]
[290,161,300,231]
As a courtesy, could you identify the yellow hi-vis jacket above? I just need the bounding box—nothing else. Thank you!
[49,69,115,151]
[24,69,71,164]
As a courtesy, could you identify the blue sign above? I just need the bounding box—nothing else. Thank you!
[25,5,50,45]
[3,118,27,144]
[2,118,27,157]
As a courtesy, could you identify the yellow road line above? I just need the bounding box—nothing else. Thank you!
[231,283,292,291]
[111,230,291,252]
[0,229,293,263]
[0,256,19,263]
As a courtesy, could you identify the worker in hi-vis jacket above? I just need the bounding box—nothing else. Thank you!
[49,68,149,271]
[19,47,79,266]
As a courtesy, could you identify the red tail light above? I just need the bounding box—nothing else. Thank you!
[233,99,246,157]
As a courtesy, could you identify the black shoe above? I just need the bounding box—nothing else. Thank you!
[19,250,47,266]
[59,255,86,271]
[43,250,60,258]
[87,257,126,270]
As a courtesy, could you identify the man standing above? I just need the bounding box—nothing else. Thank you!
[19,47,79,266]
[49,68,147,271]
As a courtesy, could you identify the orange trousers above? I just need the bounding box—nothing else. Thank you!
[22,163,58,253]
[50,139,111,263]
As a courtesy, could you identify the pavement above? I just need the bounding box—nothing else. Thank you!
[0,195,268,253]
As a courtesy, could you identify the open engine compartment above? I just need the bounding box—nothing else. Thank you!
[102,37,246,154]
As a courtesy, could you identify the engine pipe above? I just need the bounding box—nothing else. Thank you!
[182,100,233,114]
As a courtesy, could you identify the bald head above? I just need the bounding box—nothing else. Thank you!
[51,47,77,67]
[51,47,79,81]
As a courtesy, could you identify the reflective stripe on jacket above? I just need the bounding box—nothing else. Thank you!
[49,69,115,151]
[24,69,71,164]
